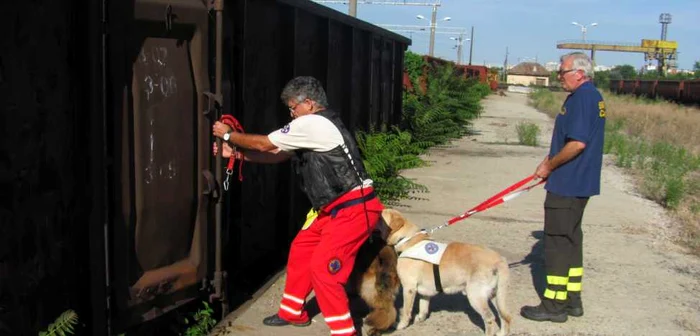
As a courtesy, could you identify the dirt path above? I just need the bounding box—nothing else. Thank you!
[213,93,700,336]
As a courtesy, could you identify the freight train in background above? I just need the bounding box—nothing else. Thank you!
[609,79,700,105]
[401,55,497,94]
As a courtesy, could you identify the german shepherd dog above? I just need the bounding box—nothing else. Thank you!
[346,219,400,336]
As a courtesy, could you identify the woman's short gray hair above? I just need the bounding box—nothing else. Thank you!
[561,52,593,77]
[280,76,329,107]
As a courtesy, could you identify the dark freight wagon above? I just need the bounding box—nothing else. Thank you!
[609,78,700,105]
[0,0,410,334]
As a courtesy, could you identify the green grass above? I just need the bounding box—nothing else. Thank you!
[596,118,699,209]
[529,88,560,115]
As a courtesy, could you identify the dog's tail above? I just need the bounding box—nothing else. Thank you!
[494,256,512,336]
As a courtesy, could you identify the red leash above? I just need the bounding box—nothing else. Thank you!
[428,175,545,233]
[219,114,245,190]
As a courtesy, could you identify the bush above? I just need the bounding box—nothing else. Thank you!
[516,122,540,146]
[402,63,484,147]
[356,128,428,206]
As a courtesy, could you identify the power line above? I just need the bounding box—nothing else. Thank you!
[379,24,468,61]
[313,0,445,56]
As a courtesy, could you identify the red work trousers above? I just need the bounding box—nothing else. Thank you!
[277,187,383,336]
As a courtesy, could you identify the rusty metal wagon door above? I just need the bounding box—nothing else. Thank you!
[106,0,215,330]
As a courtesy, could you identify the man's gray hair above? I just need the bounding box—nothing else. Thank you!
[561,52,593,77]
[280,76,328,107]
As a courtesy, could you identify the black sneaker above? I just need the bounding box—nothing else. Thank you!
[520,304,568,323]
[262,313,311,327]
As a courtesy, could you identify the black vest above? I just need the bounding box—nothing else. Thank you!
[292,109,369,210]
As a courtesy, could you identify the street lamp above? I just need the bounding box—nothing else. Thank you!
[571,21,597,42]
[450,35,470,64]
[416,7,451,56]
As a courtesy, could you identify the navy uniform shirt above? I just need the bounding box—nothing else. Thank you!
[545,81,606,197]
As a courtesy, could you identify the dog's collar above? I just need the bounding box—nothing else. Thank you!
[394,229,427,251]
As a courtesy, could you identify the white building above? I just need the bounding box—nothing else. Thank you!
[507,62,551,86]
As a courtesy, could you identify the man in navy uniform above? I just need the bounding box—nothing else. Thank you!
[521,52,606,323]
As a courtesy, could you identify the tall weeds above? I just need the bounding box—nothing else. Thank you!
[529,88,700,255]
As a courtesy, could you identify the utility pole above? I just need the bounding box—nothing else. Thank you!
[503,46,509,82]
[429,4,437,56]
[349,0,357,16]
[658,13,672,76]
[457,42,462,65]
[457,33,463,64]
[468,25,474,65]
[380,24,466,61]
[416,8,450,56]
[659,13,671,41]
[571,21,597,43]
[450,32,467,64]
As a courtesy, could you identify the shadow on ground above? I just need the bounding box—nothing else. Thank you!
[509,230,546,301]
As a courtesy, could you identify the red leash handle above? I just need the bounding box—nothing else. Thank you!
[219,114,245,183]
[445,175,544,226]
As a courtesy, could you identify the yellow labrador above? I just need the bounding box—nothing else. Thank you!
[381,209,511,336]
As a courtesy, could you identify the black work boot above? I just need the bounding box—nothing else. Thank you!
[520,303,568,323]
[566,304,583,317]
[566,296,584,317]
[262,313,311,327]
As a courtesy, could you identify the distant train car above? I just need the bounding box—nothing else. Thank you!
[403,70,414,92]
[621,79,639,95]
[656,80,684,101]
[460,64,489,84]
[421,55,489,84]
[681,79,700,104]
[636,80,657,98]
[610,78,700,105]
[609,79,623,93]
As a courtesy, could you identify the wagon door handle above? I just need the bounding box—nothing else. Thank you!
[202,91,222,117]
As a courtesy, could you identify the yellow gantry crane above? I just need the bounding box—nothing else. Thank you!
[556,39,678,75]
[557,13,678,75]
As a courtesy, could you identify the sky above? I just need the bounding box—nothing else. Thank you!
[314,0,700,70]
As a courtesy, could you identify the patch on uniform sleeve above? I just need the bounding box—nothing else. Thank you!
[425,242,439,255]
[328,258,342,274]
[598,101,606,118]
[281,124,291,133]
[560,106,567,115]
